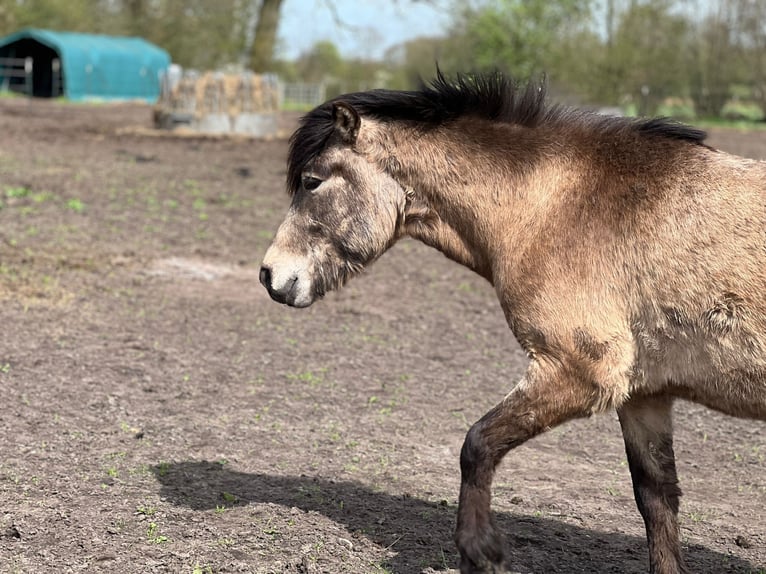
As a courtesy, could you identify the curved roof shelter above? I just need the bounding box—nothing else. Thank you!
[0,28,170,102]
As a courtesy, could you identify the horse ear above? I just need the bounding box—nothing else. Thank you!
[332,101,360,144]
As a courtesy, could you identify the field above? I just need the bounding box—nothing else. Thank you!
[0,99,764,574]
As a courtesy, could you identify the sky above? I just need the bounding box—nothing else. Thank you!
[276,0,452,60]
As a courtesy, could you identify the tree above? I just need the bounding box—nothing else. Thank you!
[0,1,17,35]
[545,27,606,103]
[688,2,739,118]
[607,0,691,115]
[444,0,593,80]
[249,0,284,72]
[124,0,146,36]
[11,0,100,33]
[734,0,766,118]
[295,41,344,83]
[385,36,448,89]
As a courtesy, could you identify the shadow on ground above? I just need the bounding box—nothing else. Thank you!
[152,461,758,574]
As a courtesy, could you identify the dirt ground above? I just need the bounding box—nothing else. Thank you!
[0,98,763,574]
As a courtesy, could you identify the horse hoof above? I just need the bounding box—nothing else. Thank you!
[456,528,504,574]
[458,557,505,574]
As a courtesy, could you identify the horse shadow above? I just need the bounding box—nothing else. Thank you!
[152,461,760,574]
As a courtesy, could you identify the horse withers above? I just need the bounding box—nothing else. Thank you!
[260,72,766,574]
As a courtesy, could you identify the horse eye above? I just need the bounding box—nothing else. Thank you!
[302,176,323,191]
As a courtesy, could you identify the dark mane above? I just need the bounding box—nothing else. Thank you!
[287,71,707,195]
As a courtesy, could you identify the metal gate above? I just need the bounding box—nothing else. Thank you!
[0,56,62,97]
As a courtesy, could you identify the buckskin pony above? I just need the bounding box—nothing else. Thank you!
[259,71,766,574]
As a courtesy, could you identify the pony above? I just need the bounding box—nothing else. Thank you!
[259,71,766,574]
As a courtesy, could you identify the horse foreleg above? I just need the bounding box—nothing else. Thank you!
[618,395,688,574]
[455,362,600,574]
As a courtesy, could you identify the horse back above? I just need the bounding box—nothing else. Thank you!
[499,145,766,420]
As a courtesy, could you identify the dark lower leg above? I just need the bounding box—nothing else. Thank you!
[455,370,596,574]
[618,396,687,574]
[455,407,515,574]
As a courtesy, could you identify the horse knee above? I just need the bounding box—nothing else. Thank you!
[460,421,489,483]
[460,410,520,483]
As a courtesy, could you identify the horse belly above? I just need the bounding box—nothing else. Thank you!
[634,325,766,420]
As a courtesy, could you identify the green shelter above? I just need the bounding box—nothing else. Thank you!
[0,28,170,102]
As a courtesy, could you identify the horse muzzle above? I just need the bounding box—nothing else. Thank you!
[259,251,315,308]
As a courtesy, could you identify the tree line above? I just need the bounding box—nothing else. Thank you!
[393,0,766,119]
[1,0,765,119]
[0,0,283,73]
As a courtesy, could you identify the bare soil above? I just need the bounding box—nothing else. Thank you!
[0,99,764,574]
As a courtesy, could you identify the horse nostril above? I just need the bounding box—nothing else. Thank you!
[259,266,272,289]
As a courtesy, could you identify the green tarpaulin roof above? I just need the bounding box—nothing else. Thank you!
[0,28,170,102]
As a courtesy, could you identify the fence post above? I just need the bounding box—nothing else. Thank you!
[52,58,61,98]
[24,57,32,97]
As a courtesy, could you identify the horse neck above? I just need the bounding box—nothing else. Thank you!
[384,119,572,284]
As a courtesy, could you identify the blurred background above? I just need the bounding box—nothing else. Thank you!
[0,0,765,122]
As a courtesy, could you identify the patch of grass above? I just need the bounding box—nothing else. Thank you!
[377,406,393,417]
[0,261,72,308]
[343,457,360,473]
[5,186,30,198]
[136,504,157,516]
[369,380,409,419]
[687,511,708,523]
[156,461,170,477]
[128,464,151,477]
[31,191,53,204]
[296,484,327,504]
[286,368,327,387]
[183,179,205,196]
[696,117,766,131]
[146,521,168,543]
[192,197,208,220]
[280,101,314,112]
[369,564,395,574]
[66,198,85,213]
[261,518,281,537]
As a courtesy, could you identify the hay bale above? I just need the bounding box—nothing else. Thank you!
[155,70,280,136]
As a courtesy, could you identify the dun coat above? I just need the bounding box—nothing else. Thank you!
[260,72,766,574]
